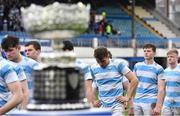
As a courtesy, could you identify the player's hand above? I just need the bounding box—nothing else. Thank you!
[116,96,129,103]
[152,106,161,116]
[92,100,101,107]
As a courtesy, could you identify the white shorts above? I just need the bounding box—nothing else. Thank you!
[134,103,155,116]
[162,106,180,116]
[102,103,125,116]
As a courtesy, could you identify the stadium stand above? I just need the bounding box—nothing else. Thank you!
[0,0,179,54]
[133,6,177,38]
[71,5,168,48]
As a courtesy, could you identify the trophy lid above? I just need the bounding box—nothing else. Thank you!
[21,2,90,40]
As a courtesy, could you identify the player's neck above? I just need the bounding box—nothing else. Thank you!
[16,54,22,63]
[169,63,178,69]
[144,59,154,64]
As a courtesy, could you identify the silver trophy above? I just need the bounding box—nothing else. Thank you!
[21,2,90,110]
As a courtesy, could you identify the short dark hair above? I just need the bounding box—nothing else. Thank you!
[94,47,109,60]
[62,40,74,51]
[143,44,156,52]
[25,41,41,51]
[108,51,112,59]
[1,35,19,51]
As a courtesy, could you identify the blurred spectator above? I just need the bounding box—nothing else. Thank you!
[97,11,107,35]
[88,10,96,33]
[97,11,120,36]
[8,4,23,31]
[105,22,112,35]
[98,20,105,35]
[103,20,120,47]
[0,17,3,30]
[0,0,24,31]
[101,11,106,21]
[105,21,121,35]
[0,1,4,31]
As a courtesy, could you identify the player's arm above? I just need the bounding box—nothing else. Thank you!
[0,81,23,114]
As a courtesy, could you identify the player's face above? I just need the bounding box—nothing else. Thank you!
[143,48,155,60]
[96,57,109,68]
[167,53,178,65]
[4,46,20,61]
[25,45,39,60]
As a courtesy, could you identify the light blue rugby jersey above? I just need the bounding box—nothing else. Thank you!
[75,59,92,80]
[163,65,180,107]
[0,57,19,107]
[8,61,26,81]
[80,58,129,81]
[18,56,39,99]
[133,61,164,104]
[90,59,130,107]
